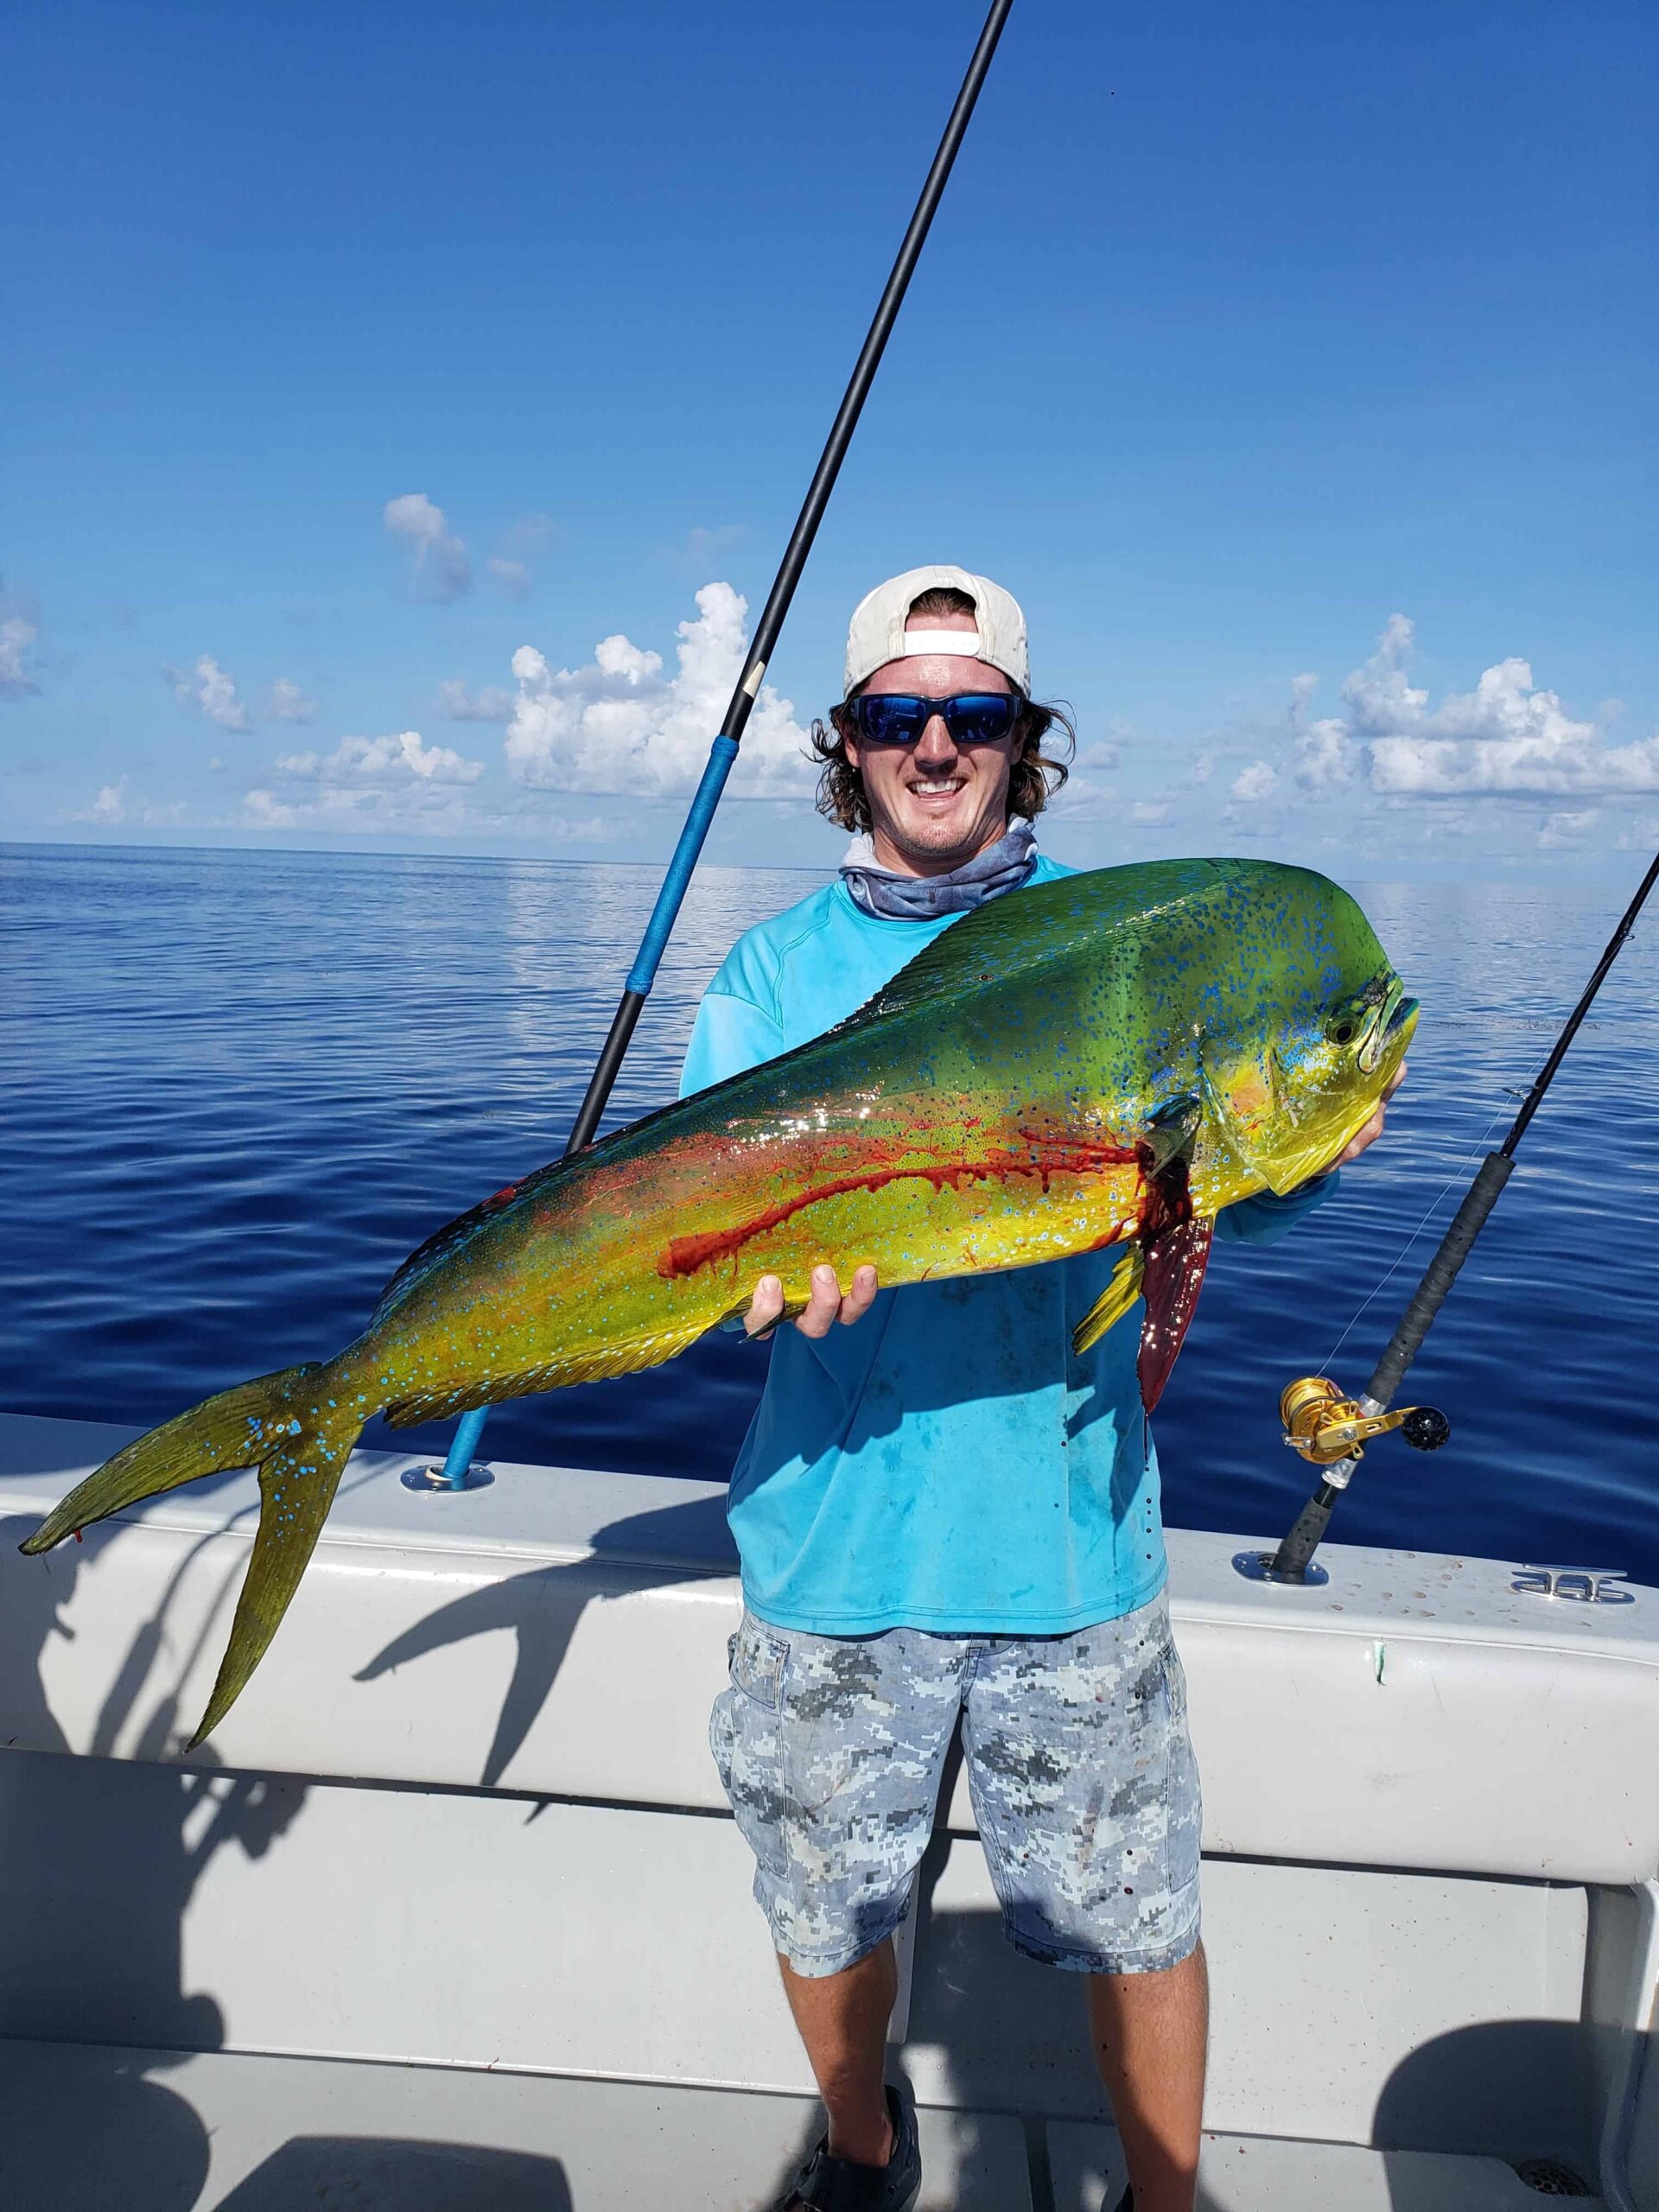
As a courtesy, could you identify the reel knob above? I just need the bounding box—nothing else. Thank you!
[1401,1405,1451,1452]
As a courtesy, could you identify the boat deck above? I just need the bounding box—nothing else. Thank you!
[1,1414,1651,2209]
[0,2039,1603,2209]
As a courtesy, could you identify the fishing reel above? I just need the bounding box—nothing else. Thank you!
[1280,1375,1451,1467]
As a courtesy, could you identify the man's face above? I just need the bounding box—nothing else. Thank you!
[842,613,1018,876]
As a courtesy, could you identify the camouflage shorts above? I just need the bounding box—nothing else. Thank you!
[709,1588,1201,1979]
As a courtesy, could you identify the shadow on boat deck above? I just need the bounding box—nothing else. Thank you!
[2,1492,1630,2209]
[354,1489,736,1787]
[214,2135,573,2209]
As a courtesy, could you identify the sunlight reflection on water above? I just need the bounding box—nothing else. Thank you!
[3,842,1656,1581]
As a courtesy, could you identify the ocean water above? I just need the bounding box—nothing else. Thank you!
[4,842,1656,1586]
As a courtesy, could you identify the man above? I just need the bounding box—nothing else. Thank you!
[679,568,1401,2212]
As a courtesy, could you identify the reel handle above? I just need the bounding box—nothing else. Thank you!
[1280,1376,1451,1466]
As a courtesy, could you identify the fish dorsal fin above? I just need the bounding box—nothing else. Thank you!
[1071,1247,1146,1357]
[848,861,1230,1028]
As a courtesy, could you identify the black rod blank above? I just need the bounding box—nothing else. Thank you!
[1364,844,1659,1413]
[563,0,1015,1160]
[1498,847,1659,1160]
[714,0,1017,747]
[443,4,1018,1477]
[1268,845,1659,1582]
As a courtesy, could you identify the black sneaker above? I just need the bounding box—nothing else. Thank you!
[768,2083,921,2211]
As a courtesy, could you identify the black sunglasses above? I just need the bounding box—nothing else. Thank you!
[845,691,1021,748]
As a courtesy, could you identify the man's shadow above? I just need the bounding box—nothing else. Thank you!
[216,2135,571,2209]
[354,1490,738,1787]
[1,1509,308,2209]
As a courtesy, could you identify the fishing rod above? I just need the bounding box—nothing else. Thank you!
[1242,846,1659,1587]
[434,0,1017,1486]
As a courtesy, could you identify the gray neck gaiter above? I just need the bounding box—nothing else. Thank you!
[840,819,1039,921]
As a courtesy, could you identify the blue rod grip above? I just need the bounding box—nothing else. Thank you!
[625,736,740,996]
[441,1405,489,1486]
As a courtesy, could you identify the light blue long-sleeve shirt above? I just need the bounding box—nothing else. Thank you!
[680,864,1334,1637]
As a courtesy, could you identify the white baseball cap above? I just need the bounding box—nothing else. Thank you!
[842,564,1030,698]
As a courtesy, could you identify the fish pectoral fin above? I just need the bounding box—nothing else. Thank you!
[1145,1090,1202,1173]
[1071,1247,1146,1357]
[713,1295,809,1335]
[1136,1213,1216,1414]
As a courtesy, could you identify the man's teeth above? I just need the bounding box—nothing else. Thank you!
[912,779,963,793]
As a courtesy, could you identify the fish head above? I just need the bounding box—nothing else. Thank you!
[1198,871,1418,1196]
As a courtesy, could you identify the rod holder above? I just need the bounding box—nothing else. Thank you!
[434,1405,491,1490]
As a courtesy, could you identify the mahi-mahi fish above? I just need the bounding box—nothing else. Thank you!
[24,858,1417,1741]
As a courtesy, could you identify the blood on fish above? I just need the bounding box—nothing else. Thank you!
[658,1135,1141,1280]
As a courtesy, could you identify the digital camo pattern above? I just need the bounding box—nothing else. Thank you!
[710,1592,1202,1976]
[27,859,1415,1743]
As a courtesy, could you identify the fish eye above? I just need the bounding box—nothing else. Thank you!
[1326,993,1382,1051]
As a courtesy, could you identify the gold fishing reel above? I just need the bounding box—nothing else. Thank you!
[1280,1375,1451,1466]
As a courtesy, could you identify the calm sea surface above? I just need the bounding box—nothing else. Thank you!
[4,842,1656,1585]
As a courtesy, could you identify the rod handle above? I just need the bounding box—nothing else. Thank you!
[1269,1484,1338,1582]
[440,1405,490,1486]
[1363,1151,1513,1410]
[626,736,741,997]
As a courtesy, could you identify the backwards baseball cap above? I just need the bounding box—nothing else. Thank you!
[842,564,1030,698]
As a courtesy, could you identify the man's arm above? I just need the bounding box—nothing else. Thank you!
[678,989,785,1102]
[1217,1173,1338,1247]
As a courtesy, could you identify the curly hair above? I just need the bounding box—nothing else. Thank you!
[809,587,1075,835]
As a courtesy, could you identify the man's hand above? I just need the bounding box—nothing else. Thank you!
[745,1262,879,1340]
[1330,1062,1408,1169]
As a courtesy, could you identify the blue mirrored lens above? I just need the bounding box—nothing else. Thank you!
[943,694,1018,745]
[854,694,931,745]
[852,693,1018,746]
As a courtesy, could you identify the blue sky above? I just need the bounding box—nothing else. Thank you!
[3,0,1655,880]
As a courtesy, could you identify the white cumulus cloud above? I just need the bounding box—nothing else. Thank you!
[1326,617,1659,798]
[438,677,515,723]
[1073,740,1121,772]
[1,586,41,702]
[165,653,251,732]
[275,730,486,786]
[270,676,316,723]
[61,779,195,829]
[504,582,812,798]
[1230,760,1279,804]
[1536,808,1601,849]
[1247,618,1659,812]
[486,514,550,600]
[385,493,472,601]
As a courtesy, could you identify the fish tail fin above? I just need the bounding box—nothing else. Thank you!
[1071,1247,1146,1357]
[20,1360,367,1746]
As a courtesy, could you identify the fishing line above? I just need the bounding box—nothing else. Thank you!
[1262,845,1659,1585]
[1315,1100,1512,1374]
